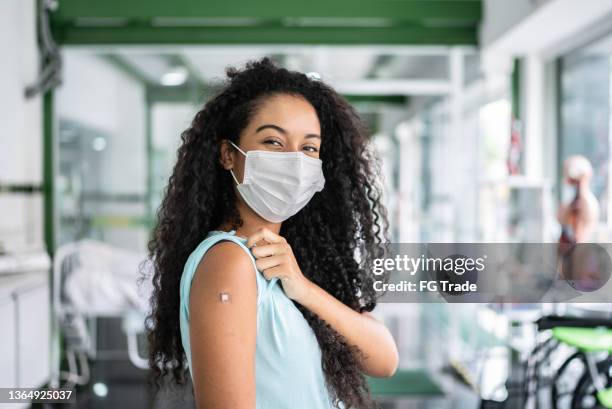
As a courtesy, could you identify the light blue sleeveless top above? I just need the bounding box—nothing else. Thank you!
[179,230,336,409]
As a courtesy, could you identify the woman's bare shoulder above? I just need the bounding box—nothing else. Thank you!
[194,240,256,288]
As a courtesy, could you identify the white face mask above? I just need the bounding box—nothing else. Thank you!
[228,140,325,223]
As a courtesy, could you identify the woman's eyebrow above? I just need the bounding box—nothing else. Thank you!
[256,124,321,139]
[255,124,286,134]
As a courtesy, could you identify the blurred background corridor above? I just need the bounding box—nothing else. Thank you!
[3,0,612,408]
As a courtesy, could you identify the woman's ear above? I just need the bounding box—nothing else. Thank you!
[219,140,235,170]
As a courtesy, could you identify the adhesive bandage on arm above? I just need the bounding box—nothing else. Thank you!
[219,292,230,303]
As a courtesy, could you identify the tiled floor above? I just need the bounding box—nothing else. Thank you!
[31,360,155,409]
[29,317,487,409]
[30,360,482,409]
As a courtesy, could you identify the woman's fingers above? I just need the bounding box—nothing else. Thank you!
[246,231,309,301]
[255,255,287,272]
[247,227,285,248]
[260,265,287,281]
[251,243,288,258]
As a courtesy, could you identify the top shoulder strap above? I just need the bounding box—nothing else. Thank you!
[179,232,266,322]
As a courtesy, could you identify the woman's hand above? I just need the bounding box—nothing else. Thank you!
[247,227,313,303]
[247,228,399,378]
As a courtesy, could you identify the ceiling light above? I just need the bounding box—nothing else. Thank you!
[161,66,188,86]
[92,136,106,152]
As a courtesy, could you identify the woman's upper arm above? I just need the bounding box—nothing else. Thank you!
[189,241,258,409]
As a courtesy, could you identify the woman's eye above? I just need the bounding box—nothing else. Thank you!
[263,139,282,147]
[303,146,319,153]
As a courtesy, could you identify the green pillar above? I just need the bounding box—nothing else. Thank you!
[43,90,56,256]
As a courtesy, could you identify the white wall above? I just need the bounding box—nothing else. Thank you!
[0,1,51,396]
[0,0,41,184]
[0,0,44,252]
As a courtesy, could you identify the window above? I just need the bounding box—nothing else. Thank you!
[559,35,612,223]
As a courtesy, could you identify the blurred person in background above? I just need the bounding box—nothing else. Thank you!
[558,155,599,245]
[553,155,605,298]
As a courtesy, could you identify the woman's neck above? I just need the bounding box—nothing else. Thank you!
[218,200,281,237]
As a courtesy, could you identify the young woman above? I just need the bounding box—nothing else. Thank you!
[146,57,398,409]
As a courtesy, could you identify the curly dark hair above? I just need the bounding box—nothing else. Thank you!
[145,56,388,408]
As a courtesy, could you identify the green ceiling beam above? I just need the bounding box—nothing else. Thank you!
[344,95,409,105]
[52,0,481,21]
[55,25,478,45]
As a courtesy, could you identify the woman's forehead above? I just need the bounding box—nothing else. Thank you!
[250,94,321,134]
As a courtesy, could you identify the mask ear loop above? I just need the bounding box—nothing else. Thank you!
[229,169,240,185]
[227,140,246,185]
[228,140,247,156]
